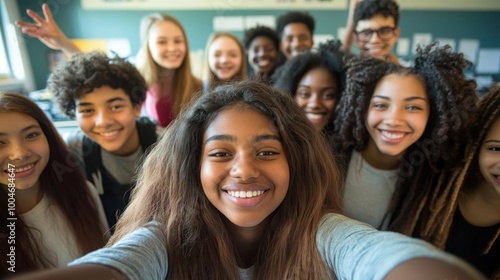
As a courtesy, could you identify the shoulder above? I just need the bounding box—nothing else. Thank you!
[65,129,86,157]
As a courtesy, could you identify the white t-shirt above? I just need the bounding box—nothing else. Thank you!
[20,182,108,267]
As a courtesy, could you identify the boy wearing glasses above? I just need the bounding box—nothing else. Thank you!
[343,0,402,64]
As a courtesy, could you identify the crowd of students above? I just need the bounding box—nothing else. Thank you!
[1,0,498,279]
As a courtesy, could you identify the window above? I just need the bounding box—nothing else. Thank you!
[0,0,35,93]
[0,28,11,77]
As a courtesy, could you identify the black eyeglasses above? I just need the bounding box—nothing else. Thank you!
[355,27,396,42]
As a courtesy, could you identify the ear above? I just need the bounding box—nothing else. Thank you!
[134,103,142,117]
[393,27,401,41]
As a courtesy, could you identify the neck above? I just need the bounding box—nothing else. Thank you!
[361,140,400,170]
[459,179,500,226]
[14,183,43,214]
[385,53,399,64]
[158,68,176,91]
[226,218,269,268]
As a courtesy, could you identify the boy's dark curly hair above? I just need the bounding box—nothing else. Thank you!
[243,25,280,50]
[276,11,315,39]
[354,0,400,27]
[47,51,147,118]
[273,40,348,99]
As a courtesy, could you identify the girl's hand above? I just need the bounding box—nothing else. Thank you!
[15,3,80,56]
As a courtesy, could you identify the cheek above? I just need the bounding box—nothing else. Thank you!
[324,100,337,112]
[208,57,217,70]
[77,117,92,132]
[294,96,307,108]
[365,111,379,127]
[148,42,160,56]
[412,115,429,135]
[233,56,242,68]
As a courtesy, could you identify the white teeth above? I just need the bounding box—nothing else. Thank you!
[258,60,270,67]
[306,113,324,120]
[227,190,265,198]
[100,131,119,137]
[16,164,34,173]
[381,131,405,140]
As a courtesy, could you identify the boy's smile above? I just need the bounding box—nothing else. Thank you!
[76,86,141,156]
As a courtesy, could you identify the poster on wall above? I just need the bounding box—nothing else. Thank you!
[81,0,348,10]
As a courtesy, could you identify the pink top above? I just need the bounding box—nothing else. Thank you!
[144,83,174,127]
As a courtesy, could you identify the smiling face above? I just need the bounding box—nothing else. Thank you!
[295,67,339,131]
[280,23,313,60]
[76,86,141,156]
[355,14,400,61]
[208,36,243,81]
[0,112,49,191]
[478,117,500,197]
[148,20,187,70]
[364,74,429,162]
[200,105,290,229]
[247,36,279,76]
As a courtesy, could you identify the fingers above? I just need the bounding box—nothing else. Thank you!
[14,20,37,30]
[26,8,45,25]
[42,3,55,22]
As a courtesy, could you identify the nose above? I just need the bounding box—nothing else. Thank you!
[256,48,265,57]
[9,141,31,161]
[95,110,112,127]
[383,107,404,126]
[369,31,382,42]
[219,54,228,63]
[291,37,300,48]
[166,42,175,51]
[306,93,322,109]
[230,154,260,182]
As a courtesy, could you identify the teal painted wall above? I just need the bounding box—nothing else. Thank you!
[16,0,500,90]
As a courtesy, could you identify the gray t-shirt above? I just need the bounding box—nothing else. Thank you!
[64,126,163,189]
[69,213,481,279]
[343,151,398,230]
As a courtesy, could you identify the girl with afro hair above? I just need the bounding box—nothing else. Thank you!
[331,42,478,231]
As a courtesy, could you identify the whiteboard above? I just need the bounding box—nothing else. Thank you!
[81,0,348,10]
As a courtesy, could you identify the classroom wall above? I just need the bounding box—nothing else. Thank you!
[16,0,500,90]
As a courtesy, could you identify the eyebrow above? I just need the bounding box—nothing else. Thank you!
[0,125,40,136]
[357,26,394,31]
[204,134,281,144]
[77,97,126,107]
[483,140,500,144]
[371,95,427,102]
[298,85,336,89]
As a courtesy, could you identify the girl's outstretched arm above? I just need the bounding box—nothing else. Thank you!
[10,265,127,280]
[385,258,486,280]
[15,3,81,57]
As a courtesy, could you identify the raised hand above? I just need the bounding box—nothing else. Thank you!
[15,3,80,56]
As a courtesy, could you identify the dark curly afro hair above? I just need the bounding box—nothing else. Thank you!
[47,51,147,118]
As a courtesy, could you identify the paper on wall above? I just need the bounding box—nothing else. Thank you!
[412,33,432,55]
[396,38,410,56]
[476,48,500,73]
[458,39,480,64]
[435,38,456,51]
[213,16,244,31]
